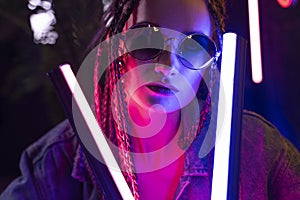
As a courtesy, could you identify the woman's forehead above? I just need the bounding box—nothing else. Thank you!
[126,0,212,37]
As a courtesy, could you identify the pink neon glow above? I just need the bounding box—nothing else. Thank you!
[277,0,294,8]
[248,0,263,83]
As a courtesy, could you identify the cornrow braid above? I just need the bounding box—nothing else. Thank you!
[114,0,139,34]
[205,0,226,49]
[109,0,128,34]
[206,0,226,32]
[94,1,141,199]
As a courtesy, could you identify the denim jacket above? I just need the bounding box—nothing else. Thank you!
[1,110,300,199]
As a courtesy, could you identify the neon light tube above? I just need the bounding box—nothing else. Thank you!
[59,64,134,200]
[211,33,237,200]
[248,0,263,83]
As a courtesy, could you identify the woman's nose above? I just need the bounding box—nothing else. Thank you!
[154,64,177,77]
[154,51,179,76]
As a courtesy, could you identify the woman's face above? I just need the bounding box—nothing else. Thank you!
[122,0,213,113]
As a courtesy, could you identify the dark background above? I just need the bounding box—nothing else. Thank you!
[0,0,299,192]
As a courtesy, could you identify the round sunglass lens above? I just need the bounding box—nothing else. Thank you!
[179,34,216,69]
[125,26,164,60]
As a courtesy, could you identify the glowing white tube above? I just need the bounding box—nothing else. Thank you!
[211,33,237,200]
[248,0,263,83]
[59,64,134,200]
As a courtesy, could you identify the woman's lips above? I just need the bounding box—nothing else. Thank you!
[146,83,178,95]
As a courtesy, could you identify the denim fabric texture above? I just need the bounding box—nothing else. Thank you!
[1,110,300,200]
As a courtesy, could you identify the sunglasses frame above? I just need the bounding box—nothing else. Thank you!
[124,22,220,70]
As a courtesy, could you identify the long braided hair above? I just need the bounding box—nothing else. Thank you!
[93,0,226,199]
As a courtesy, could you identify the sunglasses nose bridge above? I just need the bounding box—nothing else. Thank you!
[163,37,179,52]
[156,37,181,66]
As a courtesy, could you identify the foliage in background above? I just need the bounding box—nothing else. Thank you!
[0,0,103,177]
[0,0,103,119]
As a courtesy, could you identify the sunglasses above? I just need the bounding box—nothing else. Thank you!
[124,22,220,70]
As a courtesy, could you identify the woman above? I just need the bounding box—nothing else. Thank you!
[92,0,223,199]
[1,0,299,199]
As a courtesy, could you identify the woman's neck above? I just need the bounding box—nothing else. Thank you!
[128,103,181,153]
